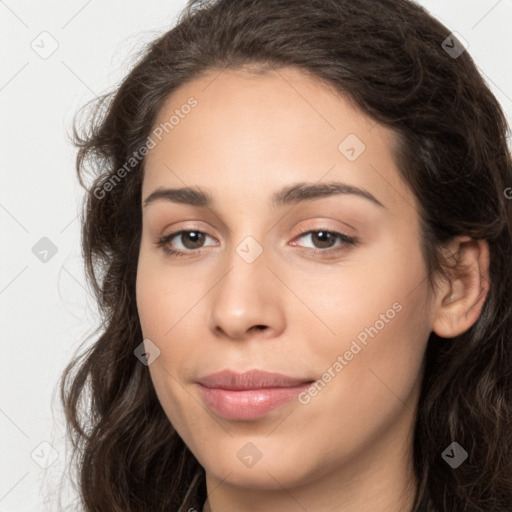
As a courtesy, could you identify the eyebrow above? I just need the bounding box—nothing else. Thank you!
[143,181,385,209]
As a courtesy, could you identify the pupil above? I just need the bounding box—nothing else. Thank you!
[313,231,334,248]
[184,231,204,249]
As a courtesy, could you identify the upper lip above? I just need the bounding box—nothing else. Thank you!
[196,369,314,390]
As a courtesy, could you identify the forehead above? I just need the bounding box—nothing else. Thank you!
[143,66,416,215]
[149,65,378,147]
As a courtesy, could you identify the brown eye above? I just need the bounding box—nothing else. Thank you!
[175,231,206,250]
[155,229,217,257]
[309,231,338,249]
[293,230,356,253]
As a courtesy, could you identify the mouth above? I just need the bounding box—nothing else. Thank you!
[195,369,315,420]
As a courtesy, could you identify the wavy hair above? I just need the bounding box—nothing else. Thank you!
[60,0,512,510]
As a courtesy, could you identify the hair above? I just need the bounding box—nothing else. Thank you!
[60,0,512,510]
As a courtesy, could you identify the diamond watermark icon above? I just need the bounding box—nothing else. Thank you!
[237,442,263,468]
[30,31,59,59]
[236,236,263,264]
[134,338,161,366]
[441,32,468,59]
[441,441,468,469]
[32,237,58,263]
[338,134,366,162]
[31,441,59,469]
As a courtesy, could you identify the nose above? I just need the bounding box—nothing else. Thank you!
[208,243,285,341]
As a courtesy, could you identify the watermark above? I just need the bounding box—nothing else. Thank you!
[236,236,263,263]
[504,187,512,200]
[31,31,59,59]
[338,133,366,162]
[237,442,263,468]
[134,338,161,366]
[31,441,59,469]
[441,442,468,469]
[441,32,468,59]
[93,96,198,200]
[32,237,58,263]
[298,301,403,405]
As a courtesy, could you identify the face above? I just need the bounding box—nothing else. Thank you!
[136,66,435,494]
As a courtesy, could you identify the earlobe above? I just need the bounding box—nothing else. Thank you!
[431,236,490,339]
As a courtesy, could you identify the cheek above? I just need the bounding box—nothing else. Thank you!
[135,248,202,390]
[136,247,199,339]
[136,257,198,432]
[136,261,164,340]
[292,279,429,475]
[299,233,430,407]
[294,230,429,347]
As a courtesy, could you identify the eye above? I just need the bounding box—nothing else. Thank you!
[290,229,357,255]
[155,229,217,257]
[154,228,358,258]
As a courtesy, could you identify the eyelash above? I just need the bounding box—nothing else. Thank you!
[154,227,358,259]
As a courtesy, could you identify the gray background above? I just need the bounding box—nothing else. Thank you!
[1,1,511,510]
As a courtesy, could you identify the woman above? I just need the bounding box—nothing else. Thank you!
[61,0,512,510]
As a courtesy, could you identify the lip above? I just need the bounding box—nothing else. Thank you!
[195,369,314,420]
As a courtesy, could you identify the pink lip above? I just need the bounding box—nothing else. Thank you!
[196,369,314,420]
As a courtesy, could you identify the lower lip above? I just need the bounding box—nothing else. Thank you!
[197,383,312,420]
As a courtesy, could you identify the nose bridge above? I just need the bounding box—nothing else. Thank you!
[217,232,268,310]
[208,230,284,339]
[220,210,271,280]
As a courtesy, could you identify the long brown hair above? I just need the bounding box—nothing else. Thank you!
[60,0,512,510]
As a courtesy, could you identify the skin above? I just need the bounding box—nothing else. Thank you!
[136,66,490,512]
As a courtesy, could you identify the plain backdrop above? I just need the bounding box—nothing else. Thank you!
[1,1,511,510]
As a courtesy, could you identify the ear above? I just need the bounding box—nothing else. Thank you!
[431,236,490,338]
